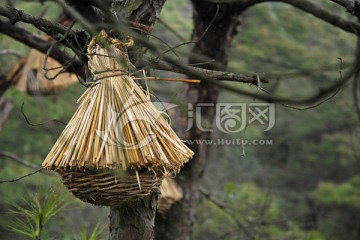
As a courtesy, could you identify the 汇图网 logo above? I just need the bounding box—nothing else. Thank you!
[186,103,275,133]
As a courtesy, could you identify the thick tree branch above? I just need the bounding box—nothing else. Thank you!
[0,20,85,78]
[0,6,88,57]
[283,0,360,34]
[0,6,76,38]
[0,7,269,87]
[240,0,360,36]
[0,13,346,106]
[145,58,269,85]
[0,2,352,106]
[331,0,355,8]
[144,44,349,105]
[0,19,267,90]
[330,0,360,17]
[54,0,97,33]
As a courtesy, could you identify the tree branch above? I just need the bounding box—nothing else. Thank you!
[330,0,360,17]
[0,151,53,175]
[0,10,345,106]
[0,21,267,88]
[0,49,22,58]
[0,20,85,78]
[283,0,360,34]
[0,6,269,86]
[145,58,269,85]
[0,98,13,129]
[240,0,360,36]
[0,168,42,184]
[0,6,89,58]
[142,42,349,105]
[331,0,355,8]
[0,2,351,106]
[0,6,76,38]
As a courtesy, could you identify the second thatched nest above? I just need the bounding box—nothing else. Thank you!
[6,47,78,95]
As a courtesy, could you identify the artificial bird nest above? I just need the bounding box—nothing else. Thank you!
[6,42,78,95]
[42,32,194,206]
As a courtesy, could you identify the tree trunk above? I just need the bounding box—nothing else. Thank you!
[103,1,165,240]
[155,2,246,239]
[109,194,159,240]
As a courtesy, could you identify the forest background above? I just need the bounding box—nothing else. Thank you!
[0,0,359,239]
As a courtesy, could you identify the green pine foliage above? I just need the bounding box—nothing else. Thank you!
[9,188,67,239]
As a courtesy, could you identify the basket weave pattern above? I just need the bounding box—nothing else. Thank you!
[59,169,163,206]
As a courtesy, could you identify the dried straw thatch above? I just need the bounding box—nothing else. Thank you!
[42,32,193,205]
[6,46,78,95]
[158,177,183,215]
[42,33,194,174]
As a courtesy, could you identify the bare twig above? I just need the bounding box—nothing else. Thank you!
[0,20,85,78]
[331,0,355,8]
[145,58,269,84]
[43,21,78,81]
[21,102,67,126]
[157,18,187,42]
[199,186,254,239]
[0,98,13,129]
[352,37,360,120]
[0,151,54,176]
[353,71,360,119]
[156,4,220,59]
[0,151,40,170]
[0,6,89,61]
[330,0,359,16]
[0,168,42,184]
[240,0,360,36]
[52,0,97,34]
[0,2,355,106]
[146,45,351,105]
[0,6,76,38]
[0,49,22,58]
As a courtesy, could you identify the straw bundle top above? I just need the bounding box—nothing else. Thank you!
[42,32,194,173]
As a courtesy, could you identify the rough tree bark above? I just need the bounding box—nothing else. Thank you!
[103,1,165,240]
[155,2,246,239]
[109,194,159,240]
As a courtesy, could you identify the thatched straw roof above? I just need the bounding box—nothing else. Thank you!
[42,33,194,173]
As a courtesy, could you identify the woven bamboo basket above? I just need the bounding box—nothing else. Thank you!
[42,31,194,206]
[59,169,162,206]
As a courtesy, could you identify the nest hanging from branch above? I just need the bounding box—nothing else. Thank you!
[6,38,78,95]
[42,32,194,206]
